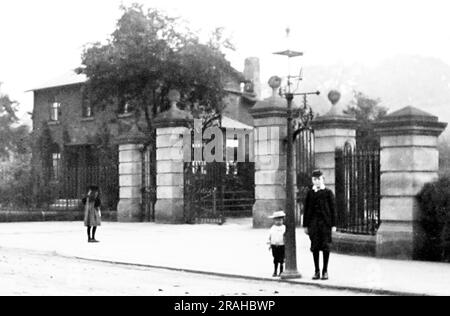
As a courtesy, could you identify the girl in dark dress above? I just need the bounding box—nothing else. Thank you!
[303,170,337,280]
[82,186,102,243]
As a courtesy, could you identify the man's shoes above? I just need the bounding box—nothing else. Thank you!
[92,239,100,243]
[88,238,93,243]
[272,273,278,277]
[312,272,321,280]
[321,272,329,280]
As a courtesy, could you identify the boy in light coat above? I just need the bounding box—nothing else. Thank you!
[267,210,286,277]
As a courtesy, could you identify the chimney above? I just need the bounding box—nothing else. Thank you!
[243,57,261,100]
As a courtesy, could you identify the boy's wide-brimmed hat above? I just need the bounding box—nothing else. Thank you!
[269,211,286,219]
[312,170,323,178]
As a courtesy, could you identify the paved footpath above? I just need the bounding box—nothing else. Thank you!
[0,218,449,296]
[0,248,371,296]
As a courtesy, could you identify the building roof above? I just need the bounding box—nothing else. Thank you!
[222,115,253,130]
[387,106,436,119]
[29,63,242,93]
[28,71,87,92]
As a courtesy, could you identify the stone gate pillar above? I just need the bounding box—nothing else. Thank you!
[250,77,289,228]
[374,106,447,259]
[154,90,193,224]
[116,124,148,222]
[311,91,358,194]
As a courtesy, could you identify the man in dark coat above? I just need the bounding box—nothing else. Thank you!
[303,170,337,280]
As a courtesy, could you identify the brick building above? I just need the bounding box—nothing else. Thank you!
[30,58,260,211]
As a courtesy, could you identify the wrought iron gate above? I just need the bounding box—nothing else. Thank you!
[51,165,119,211]
[183,113,256,224]
[184,161,255,224]
[142,144,156,222]
[184,161,225,224]
[335,141,381,235]
[295,127,315,227]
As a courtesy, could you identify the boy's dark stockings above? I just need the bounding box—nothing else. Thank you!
[313,251,320,272]
[313,250,330,273]
[323,251,330,273]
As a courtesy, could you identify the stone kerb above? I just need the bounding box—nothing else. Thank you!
[154,90,193,224]
[374,106,447,259]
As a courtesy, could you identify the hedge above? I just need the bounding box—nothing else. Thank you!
[417,176,450,262]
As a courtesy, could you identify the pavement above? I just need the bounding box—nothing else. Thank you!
[0,218,449,296]
[0,247,371,296]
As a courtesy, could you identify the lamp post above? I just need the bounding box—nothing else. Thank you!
[282,89,301,279]
[274,36,320,280]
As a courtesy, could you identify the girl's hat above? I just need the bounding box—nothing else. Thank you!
[269,211,286,219]
[88,185,99,192]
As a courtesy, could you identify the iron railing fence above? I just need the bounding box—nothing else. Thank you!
[335,142,381,235]
[40,165,119,211]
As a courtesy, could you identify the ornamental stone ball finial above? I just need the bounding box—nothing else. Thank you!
[153,85,195,126]
[168,89,181,104]
[328,90,341,106]
[268,76,282,97]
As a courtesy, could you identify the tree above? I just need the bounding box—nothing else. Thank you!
[0,85,33,207]
[417,177,450,261]
[0,156,34,207]
[438,133,450,176]
[344,91,388,145]
[0,86,31,159]
[345,91,388,124]
[76,4,241,131]
[76,4,240,210]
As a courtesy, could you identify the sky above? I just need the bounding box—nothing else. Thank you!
[1,0,450,124]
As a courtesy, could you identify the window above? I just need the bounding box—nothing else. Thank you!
[50,144,61,181]
[119,102,134,115]
[84,105,93,118]
[123,102,131,114]
[50,100,61,121]
[118,97,134,115]
[52,153,61,180]
[82,88,93,118]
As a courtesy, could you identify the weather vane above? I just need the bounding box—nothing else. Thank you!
[273,26,304,94]
[272,28,320,133]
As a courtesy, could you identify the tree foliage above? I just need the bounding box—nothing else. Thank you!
[0,157,33,207]
[417,177,450,262]
[438,134,450,176]
[94,123,117,163]
[0,86,33,207]
[345,91,388,124]
[0,87,31,158]
[76,4,241,130]
[344,91,388,144]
